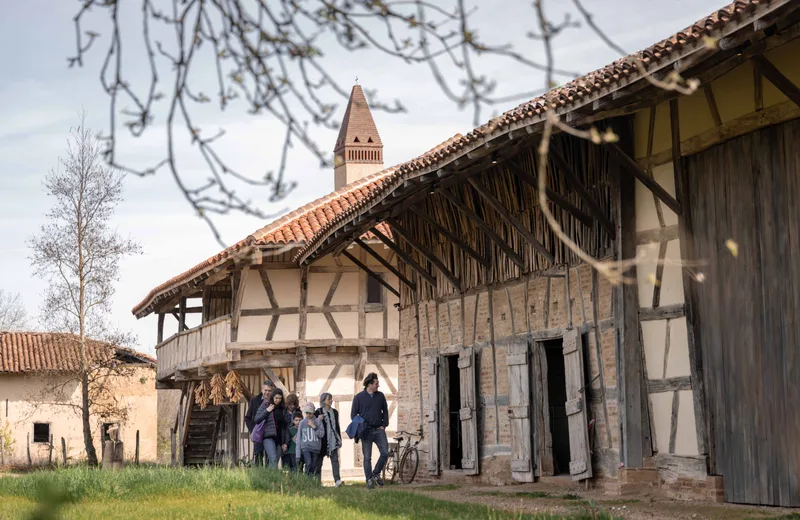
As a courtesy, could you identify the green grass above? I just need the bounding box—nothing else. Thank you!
[0,466,610,520]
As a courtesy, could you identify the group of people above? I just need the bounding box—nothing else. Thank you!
[244,372,390,489]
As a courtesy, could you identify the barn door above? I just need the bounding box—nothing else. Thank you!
[563,328,592,480]
[425,357,440,475]
[458,348,480,476]
[506,338,536,482]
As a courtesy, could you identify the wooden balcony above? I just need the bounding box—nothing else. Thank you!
[156,316,231,380]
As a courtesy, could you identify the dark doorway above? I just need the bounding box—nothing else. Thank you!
[544,339,570,475]
[446,355,463,470]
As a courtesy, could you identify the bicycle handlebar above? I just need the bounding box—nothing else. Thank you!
[394,429,423,438]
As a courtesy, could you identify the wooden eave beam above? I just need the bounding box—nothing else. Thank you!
[230,265,250,330]
[504,159,596,230]
[409,207,492,269]
[385,217,463,291]
[546,150,618,239]
[339,249,401,298]
[369,226,437,287]
[604,142,682,215]
[751,54,800,107]
[440,189,527,270]
[353,237,417,291]
[171,311,189,331]
[465,177,555,264]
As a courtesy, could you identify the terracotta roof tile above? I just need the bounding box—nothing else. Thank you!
[0,332,155,374]
[294,0,785,265]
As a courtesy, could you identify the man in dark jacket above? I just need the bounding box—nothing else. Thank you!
[245,379,274,465]
[351,372,389,489]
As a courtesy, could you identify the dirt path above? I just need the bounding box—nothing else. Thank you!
[402,482,800,520]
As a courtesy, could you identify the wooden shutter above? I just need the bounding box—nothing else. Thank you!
[425,357,440,475]
[506,338,536,482]
[563,328,592,480]
[458,348,480,476]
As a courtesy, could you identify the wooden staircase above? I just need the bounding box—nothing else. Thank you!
[183,403,223,466]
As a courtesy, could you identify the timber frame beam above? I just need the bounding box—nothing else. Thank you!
[751,54,800,107]
[370,226,437,287]
[605,142,682,215]
[466,177,555,263]
[340,249,401,298]
[440,189,527,270]
[386,218,463,291]
[409,208,491,269]
[354,237,417,291]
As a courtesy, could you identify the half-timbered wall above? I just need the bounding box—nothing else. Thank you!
[632,36,800,504]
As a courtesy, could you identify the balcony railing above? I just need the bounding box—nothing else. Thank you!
[156,315,231,380]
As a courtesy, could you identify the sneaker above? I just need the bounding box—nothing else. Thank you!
[373,476,384,487]
[334,480,344,488]
[366,478,375,489]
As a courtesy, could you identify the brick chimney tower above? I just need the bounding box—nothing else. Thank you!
[333,85,384,189]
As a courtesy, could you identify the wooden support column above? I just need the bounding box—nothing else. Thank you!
[298,266,308,340]
[354,237,416,290]
[612,117,650,468]
[751,55,800,108]
[157,313,165,344]
[466,177,555,264]
[409,208,491,268]
[295,347,307,403]
[669,99,710,464]
[441,189,526,270]
[386,218,463,291]
[230,265,250,342]
[178,297,187,332]
[370,227,437,287]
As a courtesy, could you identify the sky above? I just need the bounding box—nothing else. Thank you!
[0,0,727,354]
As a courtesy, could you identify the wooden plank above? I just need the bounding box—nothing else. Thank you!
[231,265,250,330]
[751,55,800,108]
[466,177,555,263]
[754,60,764,112]
[323,272,342,306]
[323,313,343,339]
[374,362,398,395]
[639,303,685,321]
[592,269,613,449]
[647,376,692,393]
[369,227,437,287]
[607,141,681,215]
[651,240,669,308]
[703,85,723,127]
[547,149,617,239]
[354,237,417,290]
[157,313,165,344]
[562,328,592,480]
[506,338,535,482]
[409,207,491,268]
[298,266,308,340]
[668,391,680,454]
[263,366,288,393]
[458,348,480,476]
[258,269,280,309]
[441,189,526,270]
[386,218,462,290]
[636,225,679,245]
[227,338,400,350]
[425,356,440,475]
[340,249,401,298]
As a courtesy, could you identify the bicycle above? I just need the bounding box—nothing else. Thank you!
[382,429,422,484]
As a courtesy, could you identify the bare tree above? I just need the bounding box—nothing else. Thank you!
[0,290,28,331]
[29,114,141,466]
[69,0,595,244]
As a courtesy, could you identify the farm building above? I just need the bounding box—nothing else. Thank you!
[136,85,400,474]
[293,0,800,507]
[0,332,157,465]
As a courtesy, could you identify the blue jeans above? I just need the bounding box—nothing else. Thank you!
[313,448,341,482]
[263,437,281,468]
[361,427,389,481]
[252,442,264,466]
[301,450,320,477]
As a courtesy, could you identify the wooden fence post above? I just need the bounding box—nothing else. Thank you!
[135,430,140,466]
[26,433,31,467]
[48,435,53,466]
[170,427,176,467]
[61,437,67,466]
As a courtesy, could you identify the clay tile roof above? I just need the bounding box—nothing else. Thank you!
[0,332,155,374]
[334,85,383,152]
[293,0,787,266]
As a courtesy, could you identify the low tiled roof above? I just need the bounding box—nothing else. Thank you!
[132,134,464,318]
[293,0,788,265]
[0,332,155,374]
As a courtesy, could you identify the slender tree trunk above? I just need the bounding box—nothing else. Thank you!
[77,191,97,466]
[81,368,98,465]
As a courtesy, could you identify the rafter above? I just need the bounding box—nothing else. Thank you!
[751,54,800,108]
[340,249,401,298]
[386,218,463,291]
[409,208,491,268]
[354,237,416,290]
[605,142,682,215]
[369,226,437,287]
[440,189,526,270]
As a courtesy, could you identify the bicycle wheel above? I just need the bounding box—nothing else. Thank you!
[398,447,419,484]
[383,449,398,483]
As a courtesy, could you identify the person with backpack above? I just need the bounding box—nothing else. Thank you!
[245,379,274,465]
[313,392,344,487]
[253,388,290,468]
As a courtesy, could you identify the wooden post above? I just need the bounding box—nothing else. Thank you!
[135,430,140,466]
[178,297,187,332]
[170,427,176,467]
[61,437,67,466]
[1,434,4,466]
[157,313,165,343]
[48,435,53,466]
[26,433,31,467]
